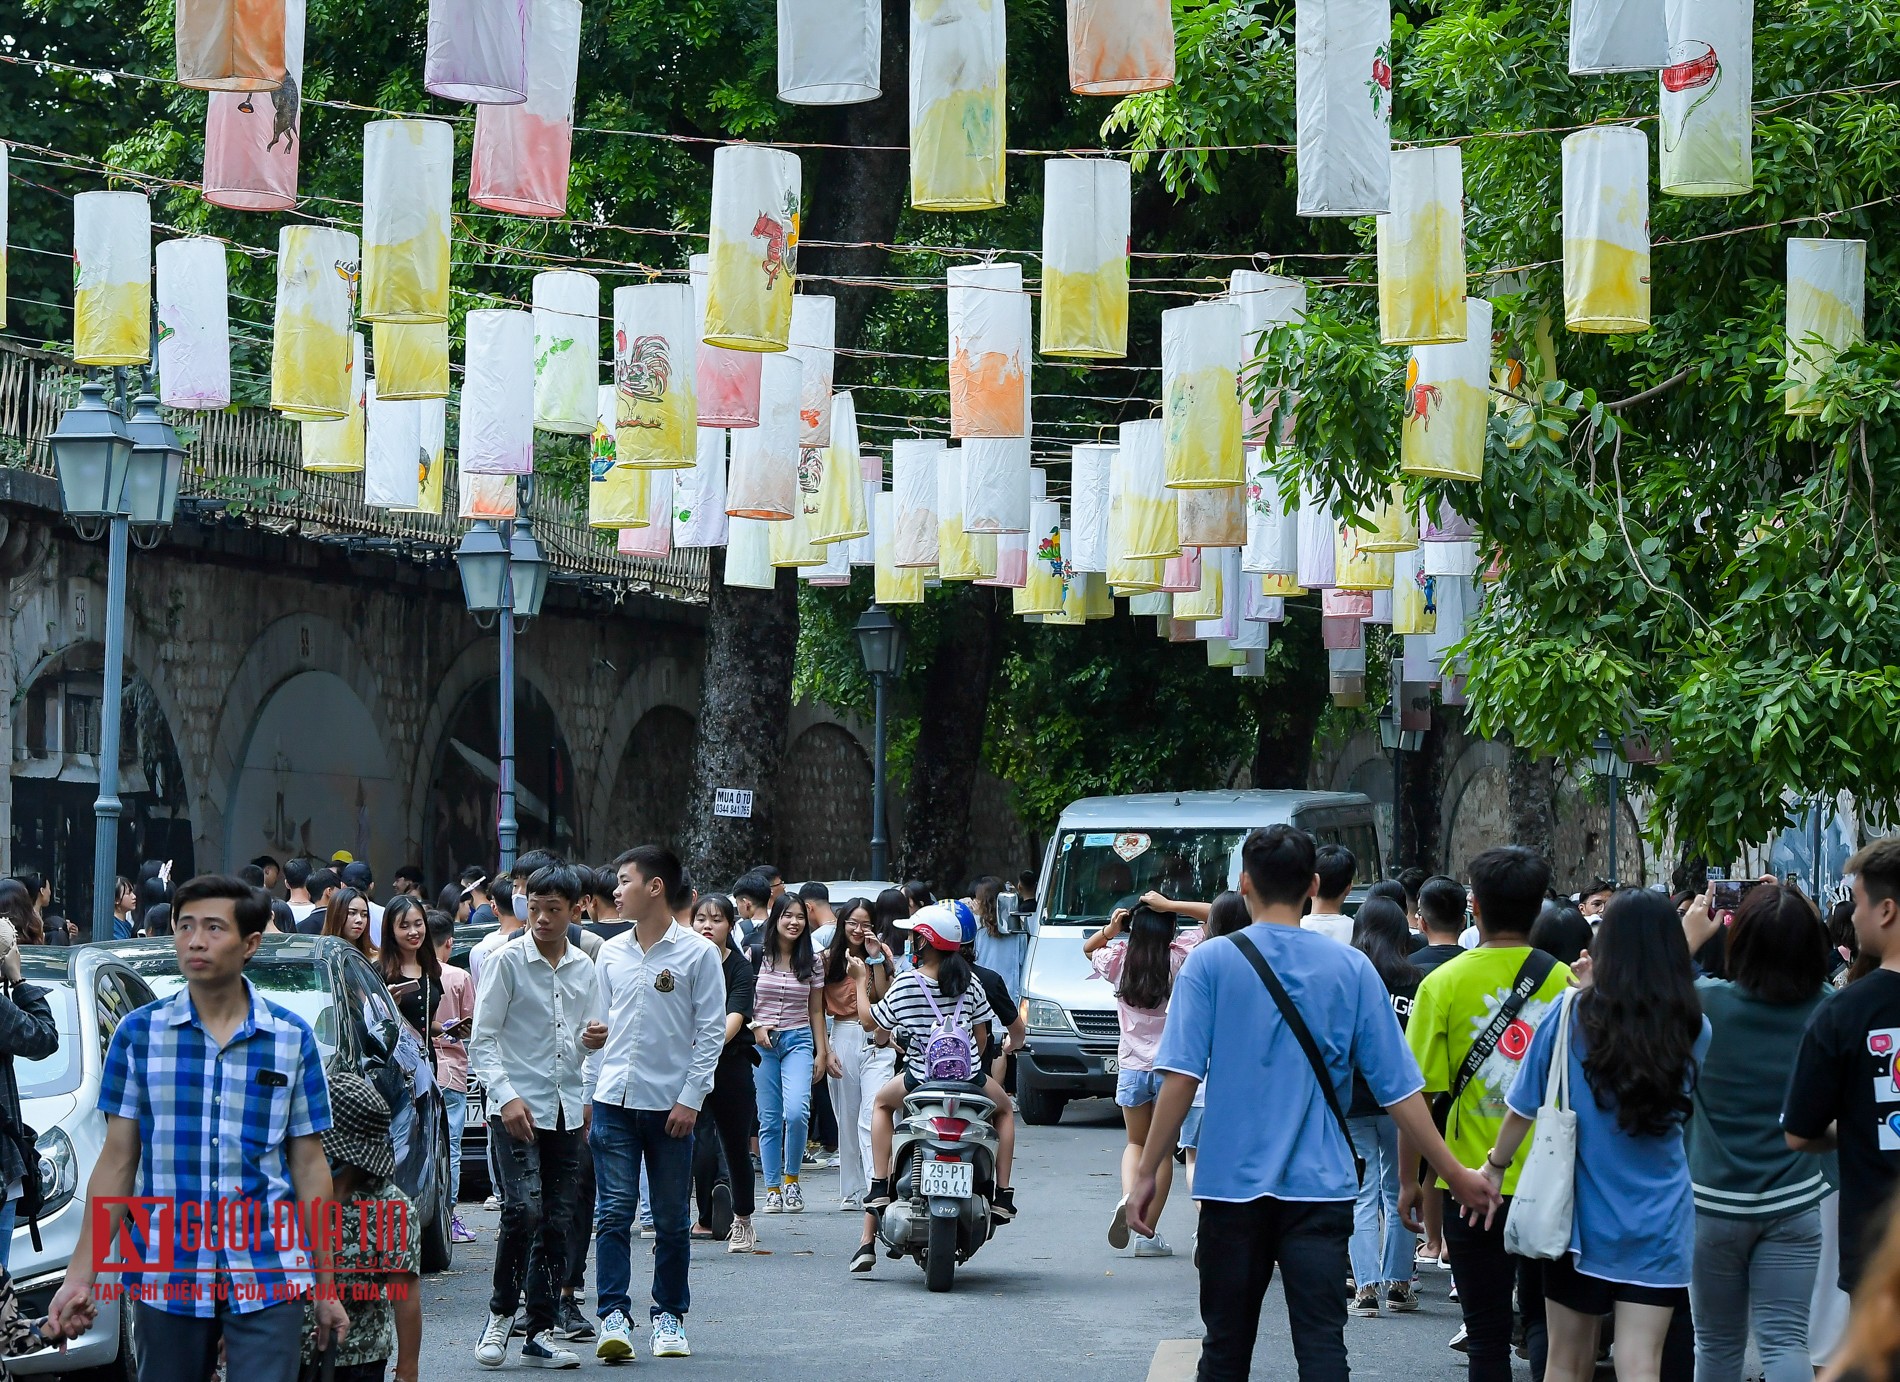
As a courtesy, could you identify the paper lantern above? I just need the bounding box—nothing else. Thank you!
[804,539,853,586]
[726,355,802,520]
[1069,443,1114,573]
[963,437,1032,533]
[911,0,1007,211]
[1164,545,1204,595]
[1114,420,1179,560]
[874,492,926,604]
[587,385,645,530]
[0,146,7,329]
[1424,576,1472,662]
[1295,0,1392,217]
[689,255,763,429]
[1321,590,1367,649]
[73,191,151,368]
[365,381,420,508]
[203,0,305,211]
[1231,271,1306,443]
[1659,0,1752,196]
[725,518,778,589]
[1131,592,1169,619]
[893,438,943,567]
[1191,548,1241,636]
[613,284,699,467]
[1041,160,1131,359]
[398,399,447,516]
[360,120,452,326]
[459,470,519,521]
[1179,484,1245,548]
[814,394,870,543]
[779,0,881,103]
[302,334,366,472]
[1261,573,1307,597]
[938,448,997,580]
[949,263,1030,438]
[271,225,358,419]
[789,296,837,445]
[1400,297,1493,482]
[532,269,599,434]
[1243,580,1284,624]
[1785,238,1864,415]
[1242,450,1299,575]
[1174,554,1223,621]
[1161,302,1244,489]
[1563,128,1650,334]
[155,238,230,410]
[374,322,449,401]
[850,455,882,566]
[176,0,286,91]
[1335,519,1395,592]
[674,428,731,548]
[470,0,582,216]
[1066,0,1174,94]
[978,525,1029,589]
[770,478,827,568]
[1360,485,1418,552]
[460,309,535,475]
[1106,485,1164,592]
[1392,547,1438,636]
[1571,0,1667,74]
[618,469,675,558]
[425,0,528,103]
[1422,504,1481,577]
[706,145,801,353]
[1377,146,1467,346]
[1297,488,1336,589]
[1015,497,1067,615]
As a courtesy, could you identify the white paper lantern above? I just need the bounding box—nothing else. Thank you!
[374,322,449,401]
[1066,0,1175,94]
[1179,484,1245,548]
[1295,0,1392,217]
[613,283,699,467]
[1231,271,1306,443]
[302,333,366,472]
[1114,419,1179,560]
[1424,576,1472,663]
[1400,297,1492,482]
[271,225,358,420]
[1192,547,1242,638]
[1422,539,1480,578]
[470,0,582,217]
[770,475,826,568]
[1785,238,1865,416]
[1042,160,1131,359]
[977,523,1029,589]
[155,238,230,410]
[788,295,837,446]
[1242,449,1299,575]
[1069,443,1114,573]
[1659,0,1753,196]
[1570,0,1667,74]
[365,380,422,509]
[175,0,287,91]
[963,437,1032,533]
[203,0,305,212]
[1563,127,1650,334]
[725,517,778,589]
[459,470,519,521]
[804,538,854,586]
[1014,494,1067,615]
[937,447,997,580]
[911,0,1007,211]
[1297,487,1336,589]
[687,254,763,430]
[780,0,881,103]
[1162,301,1244,488]
[707,144,801,353]
[361,120,452,325]
[73,191,151,368]
[461,309,535,475]
[425,0,528,103]
[673,428,732,547]
[875,492,926,604]
[726,354,802,520]
[1376,145,1467,346]
[893,438,943,567]
[813,393,870,544]
[619,468,676,558]
[531,270,598,435]
[949,263,1030,438]
[1243,579,1285,624]
[850,455,882,566]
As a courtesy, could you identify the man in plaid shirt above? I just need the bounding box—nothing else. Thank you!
[46,875,348,1381]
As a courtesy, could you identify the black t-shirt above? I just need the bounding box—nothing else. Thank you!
[1782,968,1900,1290]
[1348,976,1420,1117]
[585,920,634,942]
[1412,942,1467,977]
[717,946,758,1071]
[971,964,1019,1038]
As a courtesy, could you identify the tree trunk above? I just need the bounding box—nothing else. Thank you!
[1250,617,1328,788]
[679,555,799,883]
[1506,742,1558,867]
[1397,708,1450,873]
[901,585,1007,891]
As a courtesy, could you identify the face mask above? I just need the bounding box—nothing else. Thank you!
[511,894,530,921]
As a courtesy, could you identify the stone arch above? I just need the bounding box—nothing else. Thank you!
[1441,737,1512,879]
[597,705,697,857]
[585,653,698,859]
[777,723,873,880]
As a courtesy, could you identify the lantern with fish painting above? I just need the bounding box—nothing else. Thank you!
[1377,145,1466,346]
[425,0,528,104]
[893,438,943,567]
[155,238,230,410]
[1400,297,1492,482]
[949,263,1030,438]
[1659,0,1752,196]
[203,0,304,211]
[1161,301,1244,488]
[613,284,699,468]
[1231,271,1305,443]
[1066,0,1174,94]
[673,428,731,548]
[361,120,452,325]
[690,255,762,429]
[301,334,366,472]
[374,323,449,401]
[789,295,836,446]
[1563,127,1650,334]
[1785,238,1865,415]
[726,354,803,520]
[911,0,1007,211]
[779,0,881,103]
[1069,443,1114,573]
[74,191,151,368]
[706,144,800,352]
[1295,0,1391,217]
[271,225,358,420]
[460,309,535,475]
[1570,0,1667,74]
[1041,160,1131,359]
[533,269,598,434]
[176,0,286,91]
[875,493,927,604]
[470,0,582,216]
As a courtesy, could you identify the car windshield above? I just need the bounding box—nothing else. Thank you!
[1046,828,1246,925]
[16,985,82,1098]
[242,963,338,1057]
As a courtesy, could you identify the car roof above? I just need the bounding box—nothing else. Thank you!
[94,934,348,975]
[1055,789,1373,828]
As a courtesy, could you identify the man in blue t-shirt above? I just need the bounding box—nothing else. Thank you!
[1132,825,1500,1381]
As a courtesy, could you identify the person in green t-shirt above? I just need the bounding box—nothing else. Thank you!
[1400,846,1572,1382]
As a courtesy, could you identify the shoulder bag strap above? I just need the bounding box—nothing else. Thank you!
[1448,948,1558,1105]
[1230,933,1364,1186]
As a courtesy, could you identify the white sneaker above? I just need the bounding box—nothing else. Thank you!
[783,1182,805,1213]
[651,1312,692,1358]
[762,1188,784,1214]
[475,1311,513,1367]
[839,1192,862,1212]
[726,1218,758,1254]
[594,1309,634,1362]
[1133,1231,1173,1258]
[482,1193,502,1211]
[520,1331,580,1368]
[1108,1196,1131,1250]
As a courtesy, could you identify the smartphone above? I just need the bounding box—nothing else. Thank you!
[388,979,420,999]
[1710,879,1761,914]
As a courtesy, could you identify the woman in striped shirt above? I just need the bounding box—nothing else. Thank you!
[751,892,829,1214]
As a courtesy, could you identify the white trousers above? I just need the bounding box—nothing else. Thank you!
[828,1020,895,1202]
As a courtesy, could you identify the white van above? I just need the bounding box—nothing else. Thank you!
[1016,789,1379,1125]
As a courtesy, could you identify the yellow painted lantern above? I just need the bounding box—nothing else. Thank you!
[874,492,927,603]
[706,144,801,352]
[73,191,151,368]
[725,517,778,589]
[270,224,357,420]
[910,0,1007,211]
[1041,160,1130,359]
[360,119,452,325]
[374,322,449,402]
[1400,297,1492,482]
[1161,301,1244,488]
[1785,238,1865,415]
[613,283,698,468]
[1114,419,1179,560]
[1360,484,1419,551]
[1377,145,1466,346]
[937,447,998,580]
[814,392,870,544]
[301,333,366,472]
[1563,127,1650,334]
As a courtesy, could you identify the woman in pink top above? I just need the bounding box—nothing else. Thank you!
[428,910,478,1244]
[751,893,829,1214]
[1084,902,1202,1257]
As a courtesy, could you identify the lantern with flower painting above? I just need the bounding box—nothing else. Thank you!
[155,238,230,410]
[1066,0,1174,94]
[726,354,803,520]
[1785,238,1864,415]
[875,493,926,603]
[613,284,699,467]
[688,255,763,429]
[893,438,943,567]
[374,323,449,401]
[203,0,304,211]
[1295,0,1391,217]
[789,295,837,446]
[1041,160,1131,359]
[673,428,731,548]
[1242,449,1298,576]
[532,269,598,434]
[271,225,358,419]
[949,263,1030,438]
[706,144,801,352]
[911,0,1007,211]
[1231,271,1305,442]
[779,0,881,102]
[1015,494,1067,615]
[361,120,452,325]
[74,191,151,368]
[1659,0,1752,196]
[470,0,582,216]
[1563,127,1650,334]
[301,334,366,472]
[425,0,528,103]
[1162,302,1244,488]
[1400,297,1492,482]
[1377,145,1466,346]
[176,0,286,90]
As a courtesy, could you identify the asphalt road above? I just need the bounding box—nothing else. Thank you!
[397,1099,1484,1382]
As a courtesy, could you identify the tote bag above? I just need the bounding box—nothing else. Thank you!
[1503,990,1577,1260]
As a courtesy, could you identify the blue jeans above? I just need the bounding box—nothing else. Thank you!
[754,1025,815,1188]
[1346,1115,1414,1287]
[590,1103,695,1321]
[441,1089,467,1208]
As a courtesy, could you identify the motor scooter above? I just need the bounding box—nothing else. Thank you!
[874,1081,1000,1292]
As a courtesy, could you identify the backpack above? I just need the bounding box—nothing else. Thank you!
[917,978,977,1083]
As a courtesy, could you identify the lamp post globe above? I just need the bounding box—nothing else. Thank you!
[122,392,186,527]
[507,518,550,620]
[455,521,512,614]
[855,605,907,678]
[49,380,134,519]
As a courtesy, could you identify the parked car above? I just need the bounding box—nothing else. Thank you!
[1015,790,1379,1125]
[98,935,457,1273]
[7,945,155,1381]
[445,928,495,1201]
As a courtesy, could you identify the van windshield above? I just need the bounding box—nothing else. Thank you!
[1046,829,1246,925]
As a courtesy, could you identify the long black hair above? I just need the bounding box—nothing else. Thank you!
[1116,904,1179,1011]
[1351,897,1420,993]
[1578,889,1704,1137]
[825,896,875,985]
[761,892,815,980]
[872,888,910,951]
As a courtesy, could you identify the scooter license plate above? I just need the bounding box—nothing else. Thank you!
[920,1158,973,1198]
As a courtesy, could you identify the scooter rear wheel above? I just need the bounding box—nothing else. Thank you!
[925,1214,957,1292]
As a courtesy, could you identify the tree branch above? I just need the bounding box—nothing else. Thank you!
[1606,369,1693,412]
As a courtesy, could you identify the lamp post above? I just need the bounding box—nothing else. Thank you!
[48,377,182,940]
[1377,704,1424,873]
[455,497,548,877]
[854,605,907,881]
[1591,732,1630,888]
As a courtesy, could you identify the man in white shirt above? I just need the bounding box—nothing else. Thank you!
[586,846,727,1364]
[467,863,604,1371]
[1302,844,1358,944]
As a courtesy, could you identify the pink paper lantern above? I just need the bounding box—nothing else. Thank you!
[202,0,305,211]
[690,254,763,428]
[469,0,581,216]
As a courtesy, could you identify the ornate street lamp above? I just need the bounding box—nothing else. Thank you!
[855,605,908,881]
[1592,732,1630,887]
[48,380,133,523]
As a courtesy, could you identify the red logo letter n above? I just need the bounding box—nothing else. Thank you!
[93,1198,173,1273]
